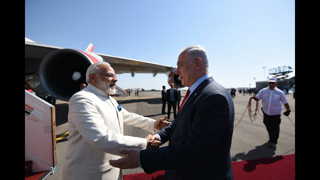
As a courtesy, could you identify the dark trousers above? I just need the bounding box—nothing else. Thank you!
[263,118,281,144]
[167,101,177,120]
[162,100,166,114]
[262,109,281,144]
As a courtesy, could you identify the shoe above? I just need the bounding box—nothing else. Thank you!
[268,142,276,149]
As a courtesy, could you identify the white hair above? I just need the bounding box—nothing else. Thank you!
[86,61,111,84]
[182,45,209,71]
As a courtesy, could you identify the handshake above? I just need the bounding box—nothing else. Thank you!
[146,134,162,149]
[145,115,170,149]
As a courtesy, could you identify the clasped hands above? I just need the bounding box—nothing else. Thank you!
[146,134,162,149]
[150,115,169,148]
[108,134,161,169]
[109,116,169,169]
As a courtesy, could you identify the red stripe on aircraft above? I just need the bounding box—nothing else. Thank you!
[25,104,34,111]
[78,50,99,63]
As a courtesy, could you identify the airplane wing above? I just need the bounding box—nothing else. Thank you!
[97,52,172,76]
[25,41,173,75]
[25,39,178,101]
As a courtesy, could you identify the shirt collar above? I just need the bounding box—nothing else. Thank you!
[189,74,210,95]
[268,87,278,91]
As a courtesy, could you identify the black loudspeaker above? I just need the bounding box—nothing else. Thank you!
[173,73,184,88]
[167,70,185,88]
[39,49,94,101]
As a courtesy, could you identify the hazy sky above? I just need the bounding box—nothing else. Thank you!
[25,0,294,90]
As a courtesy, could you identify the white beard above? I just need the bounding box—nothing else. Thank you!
[97,78,116,95]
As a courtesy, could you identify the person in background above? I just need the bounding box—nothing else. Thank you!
[252,77,291,149]
[161,85,166,114]
[166,83,179,121]
[230,87,236,98]
[176,87,181,111]
[80,83,87,90]
[292,85,295,99]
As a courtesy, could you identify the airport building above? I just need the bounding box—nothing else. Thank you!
[255,65,295,92]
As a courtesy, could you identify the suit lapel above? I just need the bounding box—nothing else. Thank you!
[171,77,214,132]
[179,77,213,115]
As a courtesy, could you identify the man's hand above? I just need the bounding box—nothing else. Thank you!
[147,140,162,149]
[283,110,291,116]
[109,148,140,169]
[145,134,162,149]
[146,134,160,143]
[154,115,170,130]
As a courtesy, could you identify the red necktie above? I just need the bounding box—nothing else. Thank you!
[178,89,190,114]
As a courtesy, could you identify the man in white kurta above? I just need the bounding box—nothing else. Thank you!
[63,62,169,180]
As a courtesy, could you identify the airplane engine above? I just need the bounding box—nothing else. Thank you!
[167,70,185,88]
[39,49,103,101]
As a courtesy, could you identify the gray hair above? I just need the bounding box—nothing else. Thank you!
[182,45,209,71]
[86,61,111,84]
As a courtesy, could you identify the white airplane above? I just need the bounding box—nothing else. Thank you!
[25,37,184,103]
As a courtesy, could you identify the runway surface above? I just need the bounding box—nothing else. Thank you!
[46,91,295,180]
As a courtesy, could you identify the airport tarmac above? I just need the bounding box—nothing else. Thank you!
[47,91,295,180]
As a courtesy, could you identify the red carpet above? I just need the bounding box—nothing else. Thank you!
[123,154,295,180]
[25,161,51,180]
[123,170,165,180]
[232,154,295,180]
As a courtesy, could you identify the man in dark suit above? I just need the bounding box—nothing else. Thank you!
[166,83,179,120]
[110,45,235,180]
[177,88,181,111]
[161,85,166,114]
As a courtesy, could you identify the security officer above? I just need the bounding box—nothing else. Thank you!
[253,78,291,149]
[166,83,178,121]
[161,85,166,114]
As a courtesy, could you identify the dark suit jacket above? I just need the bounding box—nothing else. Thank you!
[161,89,166,101]
[166,88,179,102]
[140,77,235,180]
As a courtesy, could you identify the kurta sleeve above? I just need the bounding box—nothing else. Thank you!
[121,108,156,134]
[68,94,148,156]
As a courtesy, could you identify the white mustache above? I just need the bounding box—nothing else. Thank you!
[98,78,116,94]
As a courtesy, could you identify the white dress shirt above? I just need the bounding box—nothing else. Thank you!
[255,87,289,116]
[186,74,210,102]
[170,89,174,101]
